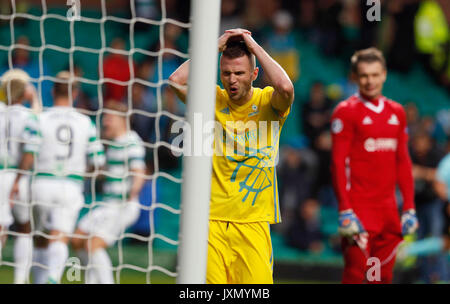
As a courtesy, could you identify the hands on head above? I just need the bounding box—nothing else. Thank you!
[218,28,256,53]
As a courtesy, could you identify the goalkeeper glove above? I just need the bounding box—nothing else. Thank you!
[338,209,366,238]
[401,209,418,236]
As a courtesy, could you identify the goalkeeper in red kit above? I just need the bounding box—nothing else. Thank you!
[331,48,419,284]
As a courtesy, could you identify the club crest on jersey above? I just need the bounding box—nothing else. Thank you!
[248,104,259,117]
[362,116,373,125]
[388,114,399,125]
[331,118,343,134]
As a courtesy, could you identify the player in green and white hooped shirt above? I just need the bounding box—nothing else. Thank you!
[72,102,146,284]
[1,68,41,284]
[11,71,105,284]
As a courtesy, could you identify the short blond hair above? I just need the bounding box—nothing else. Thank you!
[351,47,386,74]
[1,69,30,103]
[53,71,79,99]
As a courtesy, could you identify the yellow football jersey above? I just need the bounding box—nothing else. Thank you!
[209,85,290,224]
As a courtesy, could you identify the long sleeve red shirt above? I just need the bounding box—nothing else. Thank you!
[330,94,415,212]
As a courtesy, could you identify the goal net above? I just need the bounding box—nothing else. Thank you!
[0,0,215,284]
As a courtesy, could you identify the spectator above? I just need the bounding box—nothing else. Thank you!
[220,0,244,35]
[244,0,280,30]
[339,0,361,55]
[301,81,334,145]
[149,23,187,83]
[151,85,182,171]
[436,108,450,138]
[133,0,160,32]
[385,0,420,72]
[313,130,337,208]
[410,130,448,283]
[296,0,319,44]
[165,0,190,23]
[286,198,324,253]
[414,0,450,86]
[103,38,134,102]
[131,82,156,143]
[405,102,422,139]
[421,115,448,145]
[71,65,98,114]
[0,36,52,107]
[135,0,160,20]
[359,0,378,49]
[264,10,300,83]
[316,0,344,56]
[136,59,158,112]
[277,143,318,235]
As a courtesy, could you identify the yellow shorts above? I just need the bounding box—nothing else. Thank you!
[206,220,273,284]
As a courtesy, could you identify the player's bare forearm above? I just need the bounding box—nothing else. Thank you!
[24,84,42,113]
[412,164,436,182]
[241,33,294,112]
[433,180,448,202]
[16,152,34,181]
[169,59,190,103]
[10,152,34,201]
[129,168,146,201]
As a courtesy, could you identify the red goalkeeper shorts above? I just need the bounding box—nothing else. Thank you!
[341,203,403,284]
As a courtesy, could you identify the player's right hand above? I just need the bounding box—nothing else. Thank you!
[338,209,366,238]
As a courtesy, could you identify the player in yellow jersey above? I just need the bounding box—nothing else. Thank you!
[169,28,294,283]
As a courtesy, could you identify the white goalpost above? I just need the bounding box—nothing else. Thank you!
[176,0,221,284]
[0,0,221,284]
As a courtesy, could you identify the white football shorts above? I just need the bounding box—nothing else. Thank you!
[32,177,84,235]
[78,200,140,246]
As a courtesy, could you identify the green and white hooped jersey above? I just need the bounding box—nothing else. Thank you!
[103,131,146,202]
[25,106,105,181]
[0,103,38,169]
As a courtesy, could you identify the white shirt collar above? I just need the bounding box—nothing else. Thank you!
[356,93,385,114]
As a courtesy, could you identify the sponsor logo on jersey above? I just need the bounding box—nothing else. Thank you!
[388,114,399,125]
[220,107,230,114]
[364,137,398,152]
[331,118,343,134]
[362,116,373,125]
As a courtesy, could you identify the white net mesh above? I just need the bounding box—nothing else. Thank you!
[0,0,190,283]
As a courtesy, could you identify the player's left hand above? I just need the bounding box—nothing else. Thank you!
[225,28,258,53]
[239,31,259,54]
[401,209,418,236]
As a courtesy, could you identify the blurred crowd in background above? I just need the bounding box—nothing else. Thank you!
[1,0,450,282]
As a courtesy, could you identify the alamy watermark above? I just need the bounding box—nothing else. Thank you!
[169,113,281,167]
[366,0,381,22]
[66,257,81,282]
[66,0,81,21]
[366,257,381,282]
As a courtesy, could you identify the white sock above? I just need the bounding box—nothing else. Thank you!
[14,235,32,284]
[32,247,48,284]
[91,249,114,284]
[47,241,68,283]
[76,250,98,284]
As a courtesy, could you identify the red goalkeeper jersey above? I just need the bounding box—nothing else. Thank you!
[331,94,414,212]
